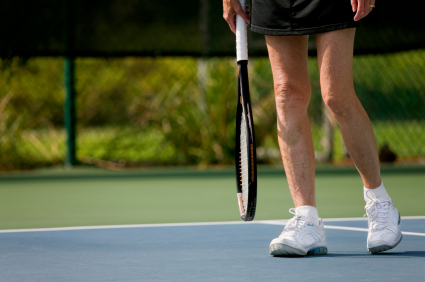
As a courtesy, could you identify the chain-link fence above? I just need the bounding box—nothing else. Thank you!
[1,50,425,170]
[1,0,425,170]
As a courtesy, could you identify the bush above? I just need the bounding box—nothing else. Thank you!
[1,50,425,169]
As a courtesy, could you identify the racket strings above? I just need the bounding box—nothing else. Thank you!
[240,110,249,212]
[239,152,242,184]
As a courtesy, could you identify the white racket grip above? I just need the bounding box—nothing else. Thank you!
[236,0,248,62]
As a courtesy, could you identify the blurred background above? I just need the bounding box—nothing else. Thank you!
[0,0,424,228]
[1,0,424,170]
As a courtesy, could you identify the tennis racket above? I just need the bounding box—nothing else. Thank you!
[235,0,257,222]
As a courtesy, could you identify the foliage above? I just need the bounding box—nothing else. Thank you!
[1,50,425,169]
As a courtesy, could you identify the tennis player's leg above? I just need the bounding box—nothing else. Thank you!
[266,35,327,256]
[266,35,315,208]
[316,28,402,253]
[316,28,381,189]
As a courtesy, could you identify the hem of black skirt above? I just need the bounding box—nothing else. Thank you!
[250,22,361,36]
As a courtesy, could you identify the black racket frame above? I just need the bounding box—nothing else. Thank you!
[235,60,257,221]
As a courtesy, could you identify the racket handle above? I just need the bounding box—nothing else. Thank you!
[236,0,248,62]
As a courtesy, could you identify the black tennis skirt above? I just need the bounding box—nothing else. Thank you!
[251,0,376,36]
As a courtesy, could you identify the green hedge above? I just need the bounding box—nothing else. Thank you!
[1,50,424,169]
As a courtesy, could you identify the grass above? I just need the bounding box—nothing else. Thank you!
[0,166,424,230]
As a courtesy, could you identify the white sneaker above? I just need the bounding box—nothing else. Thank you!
[364,190,403,254]
[269,208,328,256]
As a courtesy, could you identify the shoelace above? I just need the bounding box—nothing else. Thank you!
[363,190,391,231]
[281,208,307,234]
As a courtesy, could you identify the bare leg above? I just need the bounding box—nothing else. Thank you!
[316,28,381,189]
[265,35,316,207]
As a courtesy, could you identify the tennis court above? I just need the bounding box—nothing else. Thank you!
[1,218,425,281]
[1,166,424,281]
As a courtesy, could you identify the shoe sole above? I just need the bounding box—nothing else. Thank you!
[270,243,306,256]
[307,246,328,255]
[368,233,403,254]
[270,244,328,256]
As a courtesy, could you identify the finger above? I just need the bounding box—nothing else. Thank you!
[223,9,236,34]
[234,2,250,24]
[355,0,364,21]
[369,0,375,11]
[360,0,371,19]
[365,0,372,14]
[229,14,237,34]
[354,0,365,21]
[358,0,374,20]
[351,0,357,12]
[361,10,371,20]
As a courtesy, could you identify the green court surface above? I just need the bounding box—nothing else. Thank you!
[0,165,424,230]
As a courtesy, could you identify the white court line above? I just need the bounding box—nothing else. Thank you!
[323,225,425,236]
[0,216,424,235]
[323,216,425,221]
[0,221,250,233]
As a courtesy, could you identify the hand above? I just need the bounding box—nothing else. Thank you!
[352,0,375,21]
[223,0,250,34]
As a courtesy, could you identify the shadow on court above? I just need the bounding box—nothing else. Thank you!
[271,251,425,259]
[320,251,425,258]
[373,251,425,257]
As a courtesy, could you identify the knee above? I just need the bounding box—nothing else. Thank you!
[323,94,343,116]
[274,82,310,110]
[321,80,357,117]
[322,87,355,117]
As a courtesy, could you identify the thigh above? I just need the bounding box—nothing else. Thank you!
[315,28,356,96]
[265,35,310,96]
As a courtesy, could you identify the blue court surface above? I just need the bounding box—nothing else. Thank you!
[1,217,424,282]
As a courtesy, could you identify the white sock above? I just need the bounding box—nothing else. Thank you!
[295,205,319,225]
[364,182,391,203]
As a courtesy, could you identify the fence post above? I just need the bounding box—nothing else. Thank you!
[64,0,76,166]
[198,0,210,91]
[64,57,76,166]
